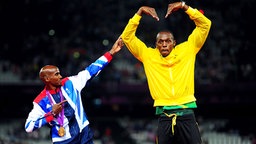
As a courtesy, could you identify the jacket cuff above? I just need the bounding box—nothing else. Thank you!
[45,112,54,122]
[185,6,196,15]
[130,14,142,24]
[104,52,113,62]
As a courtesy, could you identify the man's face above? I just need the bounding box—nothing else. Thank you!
[156,32,176,57]
[47,67,62,87]
[39,65,63,90]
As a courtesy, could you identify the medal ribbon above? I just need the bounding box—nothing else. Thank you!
[46,89,64,127]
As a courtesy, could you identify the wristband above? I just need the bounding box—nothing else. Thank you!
[181,1,185,8]
[51,111,57,117]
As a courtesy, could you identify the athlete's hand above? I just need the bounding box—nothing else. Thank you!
[165,2,186,18]
[51,100,67,117]
[109,37,123,55]
[137,6,159,21]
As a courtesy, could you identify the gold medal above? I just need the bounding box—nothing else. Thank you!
[58,126,65,137]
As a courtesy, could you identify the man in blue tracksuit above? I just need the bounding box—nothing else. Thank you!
[25,37,123,144]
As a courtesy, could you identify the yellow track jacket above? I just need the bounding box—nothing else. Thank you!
[121,7,211,107]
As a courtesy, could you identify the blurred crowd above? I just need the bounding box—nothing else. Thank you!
[1,0,255,84]
[0,117,255,144]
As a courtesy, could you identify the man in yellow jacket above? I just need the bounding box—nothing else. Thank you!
[121,1,211,144]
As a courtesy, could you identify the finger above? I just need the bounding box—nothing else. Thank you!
[151,13,159,21]
[165,10,172,18]
[149,10,159,21]
[120,40,124,46]
[153,16,159,21]
[118,37,123,43]
[165,7,171,18]
[118,40,124,47]
[59,100,67,105]
[115,39,120,47]
[115,37,121,43]
[165,13,169,18]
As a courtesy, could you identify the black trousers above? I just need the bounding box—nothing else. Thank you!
[157,110,202,144]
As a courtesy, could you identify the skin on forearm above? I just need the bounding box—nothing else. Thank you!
[136,8,143,16]
[182,3,189,11]
[109,50,115,55]
[109,46,119,55]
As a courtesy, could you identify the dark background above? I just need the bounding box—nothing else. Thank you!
[0,0,256,143]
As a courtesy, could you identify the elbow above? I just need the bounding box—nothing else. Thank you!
[25,127,33,133]
[25,122,35,133]
[207,19,212,29]
[208,20,212,28]
[204,19,212,33]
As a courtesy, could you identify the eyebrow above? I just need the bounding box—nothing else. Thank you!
[54,71,60,75]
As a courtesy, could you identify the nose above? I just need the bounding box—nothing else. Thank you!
[162,41,167,47]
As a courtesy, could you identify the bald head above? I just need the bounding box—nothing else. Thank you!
[39,65,62,89]
[39,65,58,82]
[156,31,174,41]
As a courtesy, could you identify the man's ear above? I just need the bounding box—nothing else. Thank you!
[44,75,50,82]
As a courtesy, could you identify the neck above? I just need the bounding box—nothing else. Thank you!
[45,85,58,91]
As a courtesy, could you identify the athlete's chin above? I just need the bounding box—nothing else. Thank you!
[55,82,62,87]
